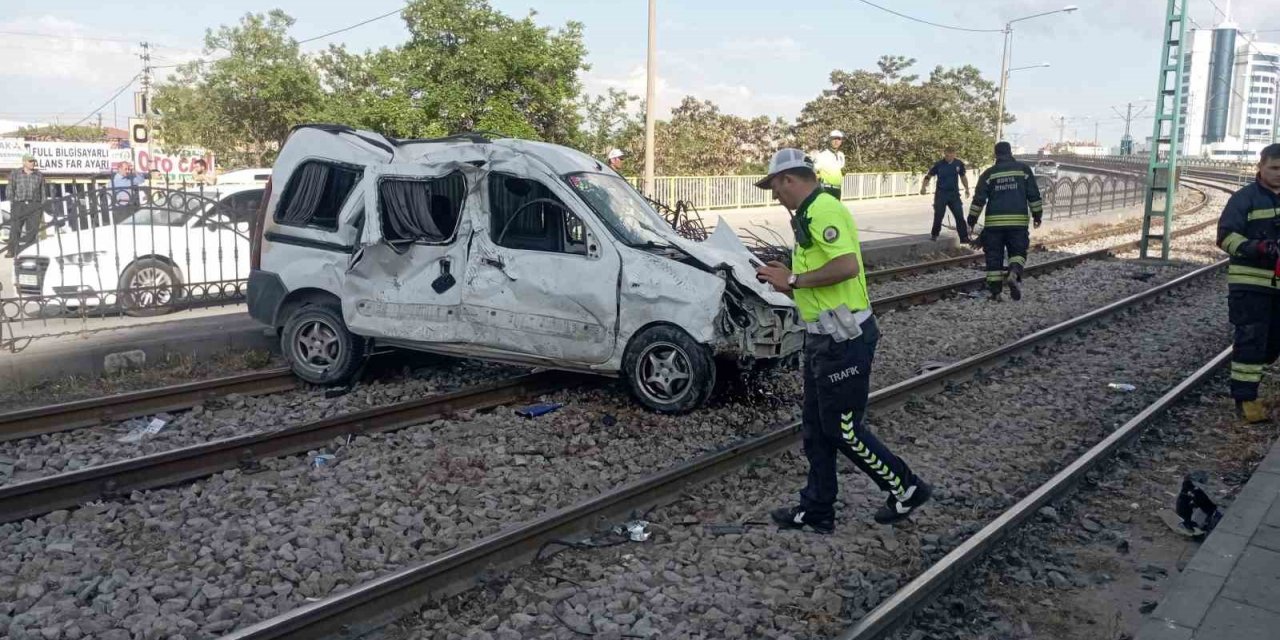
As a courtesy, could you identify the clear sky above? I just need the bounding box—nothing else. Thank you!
[2,0,1277,151]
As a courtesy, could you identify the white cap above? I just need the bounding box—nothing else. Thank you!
[754,148,814,189]
[607,148,624,160]
[829,129,845,139]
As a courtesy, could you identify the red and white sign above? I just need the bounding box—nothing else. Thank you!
[133,148,216,182]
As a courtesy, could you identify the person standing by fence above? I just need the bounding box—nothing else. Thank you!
[812,131,846,199]
[6,154,45,258]
[921,147,971,243]
[110,161,147,223]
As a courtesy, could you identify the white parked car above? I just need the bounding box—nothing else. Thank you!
[13,184,264,316]
[1033,159,1060,178]
[248,125,803,412]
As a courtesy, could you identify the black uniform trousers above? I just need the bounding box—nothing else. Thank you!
[981,226,1030,292]
[7,200,42,256]
[932,191,969,242]
[799,317,915,518]
[1229,290,1280,402]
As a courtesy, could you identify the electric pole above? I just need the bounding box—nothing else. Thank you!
[1052,115,1069,143]
[140,41,153,151]
[643,0,656,197]
[1112,102,1149,155]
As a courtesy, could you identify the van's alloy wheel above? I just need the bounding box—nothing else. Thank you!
[281,304,365,385]
[623,325,715,414]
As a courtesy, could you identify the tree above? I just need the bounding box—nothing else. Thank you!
[3,125,111,142]
[152,10,322,166]
[316,0,589,142]
[794,56,1006,172]
[574,88,642,158]
[623,97,791,175]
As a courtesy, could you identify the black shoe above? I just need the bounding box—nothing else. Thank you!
[930,234,939,242]
[874,480,933,525]
[1007,274,1022,301]
[771,505,834,534]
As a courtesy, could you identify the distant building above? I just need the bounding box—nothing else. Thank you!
[1179,16,1280,160]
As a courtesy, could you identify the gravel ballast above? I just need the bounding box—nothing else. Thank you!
[392,272,1232,640]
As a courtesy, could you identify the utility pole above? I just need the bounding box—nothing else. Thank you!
[96,113,103,130]
[1094,120,1100,145]
[643,0,656,196]
[1052,115,1069,143]
[140,41,153,151]
[1112,102,1149,155]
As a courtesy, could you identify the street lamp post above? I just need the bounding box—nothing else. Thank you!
[995,5,1078,142]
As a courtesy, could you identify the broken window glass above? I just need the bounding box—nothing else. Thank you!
[379,172,466,247]
[274,161,362,231]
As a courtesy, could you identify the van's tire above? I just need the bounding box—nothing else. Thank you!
[119,258,182,317]
[622,325,715,414]
[281,304,365,385]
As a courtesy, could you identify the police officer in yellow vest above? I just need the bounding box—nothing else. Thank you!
[754,149,931,531]
[812,130,846,199]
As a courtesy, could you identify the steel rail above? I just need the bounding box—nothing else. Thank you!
[0,368,298,443]
[221,258,1227,640]
[0,371,578,524]
[864,181,1207,284]
[837,347,1231,639]
[872,214,1219,314]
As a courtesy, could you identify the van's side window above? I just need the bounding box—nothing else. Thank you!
[489,173,589,255]
[379,172,466,245]
[274,161,362,231]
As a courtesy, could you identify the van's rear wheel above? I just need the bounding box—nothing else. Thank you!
[622,325,715,414]
[282,304,365,385]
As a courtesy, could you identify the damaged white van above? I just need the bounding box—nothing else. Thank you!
[247,125,803,412]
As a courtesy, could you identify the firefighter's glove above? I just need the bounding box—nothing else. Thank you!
[1033,218,1042,229]
[1243,240,1280,261]
[966,215,979,229]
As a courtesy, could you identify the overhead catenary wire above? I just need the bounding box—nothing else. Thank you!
[853,0,1003,33]
[297,7,406,44]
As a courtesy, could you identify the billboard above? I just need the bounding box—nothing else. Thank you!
[0,138,24,169]
[26,141,115,174]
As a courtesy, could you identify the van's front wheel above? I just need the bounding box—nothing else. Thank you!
[622,325,715,414]
[282,304,365,385]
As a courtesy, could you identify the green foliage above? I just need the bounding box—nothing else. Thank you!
[794,56,1006,173]
[153,10,321,166]
[4,125,111,141]
[624,97,791,175]
[312,0,588,142]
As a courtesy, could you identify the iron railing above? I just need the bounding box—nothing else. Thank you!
[628,171,934,210]
[2,180,259,353]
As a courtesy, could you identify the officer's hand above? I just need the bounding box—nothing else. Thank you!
[919,187,927,195]
[964,190,971,198]
[1034,219,1042,229]
[756,262,793,293]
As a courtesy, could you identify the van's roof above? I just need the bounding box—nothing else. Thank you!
[289,123,609,176]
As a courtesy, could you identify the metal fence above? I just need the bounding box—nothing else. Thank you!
[629,171,931,210]
[1,180,259,353]
[1039,174,1145,218]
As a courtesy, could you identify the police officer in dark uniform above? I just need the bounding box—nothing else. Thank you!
[754,149,932,532]
[1217,143,1280,424]
[921,146,971,243]
[967,141,1044,301]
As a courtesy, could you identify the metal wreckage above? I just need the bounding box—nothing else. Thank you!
[248,125,803,412]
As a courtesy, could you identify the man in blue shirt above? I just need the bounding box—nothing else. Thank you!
[920,147,971,243]
[109,161,147,223]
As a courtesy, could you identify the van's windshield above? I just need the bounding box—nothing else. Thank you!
[564,173,672,247]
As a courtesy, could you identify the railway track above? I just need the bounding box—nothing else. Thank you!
[864,180,1207,284]
[0,174,1241,639]
[0,371,579,523]
[210,175,1241,639]
[215,255,1227,639]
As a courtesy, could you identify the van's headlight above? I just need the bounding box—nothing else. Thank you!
[56,251,109,267]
